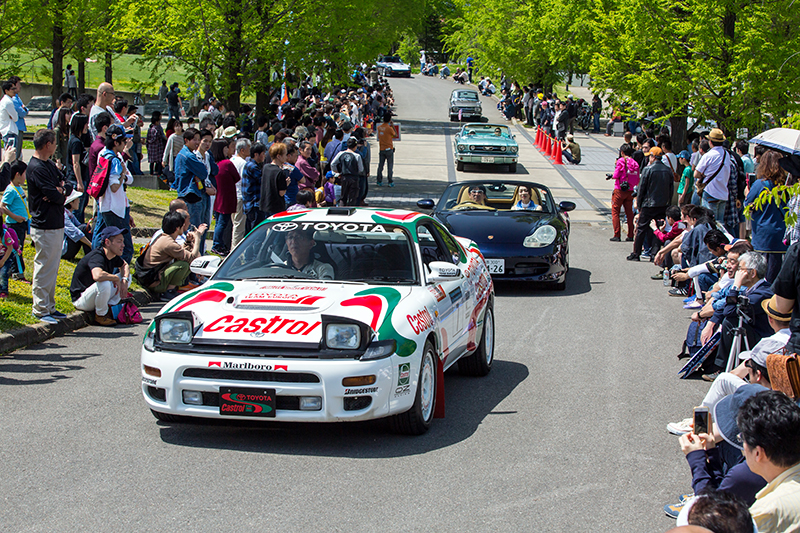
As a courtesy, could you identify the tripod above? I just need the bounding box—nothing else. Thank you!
[725,303,752,372]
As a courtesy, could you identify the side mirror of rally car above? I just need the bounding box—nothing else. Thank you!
[190,255,222,278]
[426,261,461,284]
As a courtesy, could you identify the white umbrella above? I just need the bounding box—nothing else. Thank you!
[749,127,800,156]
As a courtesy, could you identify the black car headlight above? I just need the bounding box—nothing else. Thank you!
[523,225,557,248]
[156,311,201,344]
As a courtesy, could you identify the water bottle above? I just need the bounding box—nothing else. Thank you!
[663,269,670,286]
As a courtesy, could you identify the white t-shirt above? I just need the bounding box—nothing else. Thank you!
[663,152,678,176]
[97,148,133,218]
[696,146,730,201]
[230,154,247,200]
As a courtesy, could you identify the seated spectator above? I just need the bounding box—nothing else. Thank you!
[701,252,774,379]
[681,490,757,533]
[684,240,754,321]
[669,229,728,301]
[681,206,717,269]
[738,390,800,532]
[70,226,130,327]
[651,206,686,247]
[61,189,92,260]
[665,384,769,519]
[561,134,581,164]
[655,204,699,269]
[137,210,207,302]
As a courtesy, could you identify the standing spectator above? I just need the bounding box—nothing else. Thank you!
[229,137,250,248]
[610,143,640,242]
[8,76,28,158]
[66,69,77,99]
[91,125,134,264]
[146,111,166,176]
[466,56,474,83]
[127,106,143,175]
[66,113,89,222]
[566,96,577,135]
[47,93,73,129]
[157,81,168,101]
[70,226,129,326]
[694,128,731,223]
[737,140,755,175]
[376,113,397,187]
[260,142,289,218]
[627,147,673,261]
[166,83,182,120]
[591,94,602,134]
[771,241,800,354]
[0,80,19,151]
[330,137,364,206]
[242,142,267,235]
[296,140,320,192]
[189,128,217,255]
[174,128,208,246]
[737,390,800,533]
[354,130,370,205]
[677,150,694,205]
[89,82,135,140]
[746,150,788,283]
[210,138,238,255]
[27,129,72,323]
[282,142,303,207]
[0,219,20,299]
[0,159,29,283]
[161,119,184,185]
[52,107,72,167]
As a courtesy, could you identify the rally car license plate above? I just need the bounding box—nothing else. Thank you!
[219,387,276,417]
[481,156,495,163]
[485,258,504,274]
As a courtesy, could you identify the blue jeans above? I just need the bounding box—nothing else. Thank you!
[592,113,600,133]
[212,212,232,251]
[377,149,394,183]
[0,252,21,292]
[93,208,133,264]
[702,191,726,223]
[186,195,210,255]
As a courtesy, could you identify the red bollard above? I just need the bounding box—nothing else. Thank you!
[552,139,563,165]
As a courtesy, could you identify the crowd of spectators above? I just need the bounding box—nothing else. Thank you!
[0,74,399,324]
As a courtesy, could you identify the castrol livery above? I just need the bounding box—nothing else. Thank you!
[141,207,494,434]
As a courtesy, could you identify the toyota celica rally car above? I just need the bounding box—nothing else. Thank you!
[141,207,495,434]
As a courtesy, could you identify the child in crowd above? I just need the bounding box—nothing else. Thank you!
[62,190,92,261]
[0,221,21,298]
[287,189,316,212]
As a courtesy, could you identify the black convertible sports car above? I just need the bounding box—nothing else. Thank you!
[418,180,575,289]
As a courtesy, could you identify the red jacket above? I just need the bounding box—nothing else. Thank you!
[213,160,240,214]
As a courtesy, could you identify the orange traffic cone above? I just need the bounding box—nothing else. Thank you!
[544,136,552,157]
[535,127,541,149]
[552,139,563,165]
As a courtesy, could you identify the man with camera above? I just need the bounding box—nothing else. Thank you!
[700,252,774,380]
[627,146,674,261]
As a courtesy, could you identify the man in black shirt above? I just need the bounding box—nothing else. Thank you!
[71,226,129,326]
[330,138,364,206]
[771,241,800,353]
[166,84,181,121]
[28,129,72,323]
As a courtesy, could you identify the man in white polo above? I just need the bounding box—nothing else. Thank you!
[694,128,731,223]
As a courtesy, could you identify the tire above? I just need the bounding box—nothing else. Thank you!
[458,304,495,376]
[508,162,517,173]
[456,160,464,171]
[389,340,436,435]
[151,409,188,423]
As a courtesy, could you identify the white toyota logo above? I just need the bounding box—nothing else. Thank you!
[273,222,298,232]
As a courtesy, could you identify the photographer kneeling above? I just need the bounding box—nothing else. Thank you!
[699,252,774,380]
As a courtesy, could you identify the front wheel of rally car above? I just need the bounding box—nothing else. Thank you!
[389,340,437,435]
[458,304,494,377]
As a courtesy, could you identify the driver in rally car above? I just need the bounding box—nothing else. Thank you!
[283,228,334,280]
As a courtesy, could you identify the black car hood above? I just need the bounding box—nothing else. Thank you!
[438,211,552,244]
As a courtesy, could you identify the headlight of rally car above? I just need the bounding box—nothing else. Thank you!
[326,324,361,349]
[523,225,557,248]
[156,311,200,344]
[361,339,397,361]
[510,145,518,153]
[457,144,466,152]
[143,328,156,352]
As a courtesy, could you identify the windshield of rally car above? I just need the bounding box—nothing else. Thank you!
[214,220,419,284]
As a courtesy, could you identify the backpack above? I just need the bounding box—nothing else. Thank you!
[86,153,116,199]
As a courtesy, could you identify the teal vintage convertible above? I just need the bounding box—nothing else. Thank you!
[453,123,519,173]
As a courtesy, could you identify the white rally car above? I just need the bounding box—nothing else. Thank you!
[141,207,494,434]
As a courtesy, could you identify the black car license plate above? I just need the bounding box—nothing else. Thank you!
[219,387,276,417]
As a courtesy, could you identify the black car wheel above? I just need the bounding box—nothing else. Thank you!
[456,160,464,171]
[509,162,517,173]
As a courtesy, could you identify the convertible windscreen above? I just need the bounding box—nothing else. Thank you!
[441,183,552,212]
[215,221,418,284]
[462,125,510,136]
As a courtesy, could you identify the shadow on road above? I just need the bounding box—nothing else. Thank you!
[157,359,528,457]
[458,162,528,175]
[0,342,101,385]
[398,119,461,135]
[493,267,592,297]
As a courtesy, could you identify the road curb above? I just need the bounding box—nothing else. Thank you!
[0,290,153,355]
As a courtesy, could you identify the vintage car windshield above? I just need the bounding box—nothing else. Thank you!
[214,220,418,284]
[454,91,479,101]
[440,183,552,213]
[462,125,511,137]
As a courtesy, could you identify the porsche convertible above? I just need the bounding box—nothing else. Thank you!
[417,181,575,289]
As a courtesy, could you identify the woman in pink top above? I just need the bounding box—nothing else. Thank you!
[296,141,320,192]
[610,143,640,241]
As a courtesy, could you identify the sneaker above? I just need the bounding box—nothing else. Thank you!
[51,310,67,319]
[160,288,179,302]
[683,300,702,309]
[376,181,383,187]
[683,295,696,303]
[626,253,640,261]
[664,500,687,519]
[667,418,693,435]
[669,287,688,297]
[640,253,652,261]
[389,183,395,187]
[609,236,621,242]
[651,271,665,280]
[177,282,200,293]
[678,493,694,504]
[209,248,227,257]
[702,370,722,382]
[37,314,58,324]
[95,311,116,327]
[625,236,634,242]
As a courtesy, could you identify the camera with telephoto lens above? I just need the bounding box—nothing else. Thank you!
[726,293,750,307]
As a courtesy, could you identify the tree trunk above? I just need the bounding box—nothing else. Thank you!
[51,21,64,107]
[669,115,687,156]
[78,61,85,92]
[104,52,112,84]
[255,90,269,117]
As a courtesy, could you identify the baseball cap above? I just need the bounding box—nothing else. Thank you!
[678,149,692,160]
[325,171,335,179]
[64,189,83,206]
[107,124,132,140]
[98,226,128,244]
[648,146,663,157]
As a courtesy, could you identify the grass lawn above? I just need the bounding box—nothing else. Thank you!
[2,48,190,95]
[126,186,177,229]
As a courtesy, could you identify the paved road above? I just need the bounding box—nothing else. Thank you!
[2,76,709,532]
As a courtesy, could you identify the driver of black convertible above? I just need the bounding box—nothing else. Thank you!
[283,229,334,280]
[453,185,494,210]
